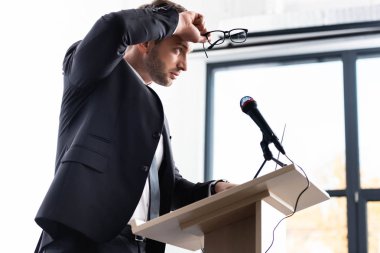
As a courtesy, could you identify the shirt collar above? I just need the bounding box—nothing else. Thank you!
[125,61,152,85]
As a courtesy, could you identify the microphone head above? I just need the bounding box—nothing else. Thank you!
[240,96,257,113]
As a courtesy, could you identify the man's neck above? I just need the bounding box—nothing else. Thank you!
[123,52,152,85]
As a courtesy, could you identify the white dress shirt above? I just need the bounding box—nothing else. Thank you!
[129,135,164,223]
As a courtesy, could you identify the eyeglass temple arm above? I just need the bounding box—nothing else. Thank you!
[202,43,208,58]
[207,37,224,49]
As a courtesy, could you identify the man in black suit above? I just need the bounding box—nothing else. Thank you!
[34,0,234,252]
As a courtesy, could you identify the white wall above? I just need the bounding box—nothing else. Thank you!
[0,0,137,252]
[1,0,379,252]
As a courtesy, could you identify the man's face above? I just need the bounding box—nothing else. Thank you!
[144,36,190,87]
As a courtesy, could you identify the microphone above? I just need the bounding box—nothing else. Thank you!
[240,96,286,155]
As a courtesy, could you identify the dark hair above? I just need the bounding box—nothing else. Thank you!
[139,0,187,13]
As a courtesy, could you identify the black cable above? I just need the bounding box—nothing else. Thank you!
[264,155,310,253]
[274,123,287,171]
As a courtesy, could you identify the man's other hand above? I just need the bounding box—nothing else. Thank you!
[215,181,236,194]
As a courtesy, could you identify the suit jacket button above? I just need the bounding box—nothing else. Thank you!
[152,132,161,140]
[141,165,149,172]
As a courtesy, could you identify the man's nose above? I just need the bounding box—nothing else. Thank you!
[177,58,187,71]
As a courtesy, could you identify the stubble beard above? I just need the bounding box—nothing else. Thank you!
[144,46,173,87]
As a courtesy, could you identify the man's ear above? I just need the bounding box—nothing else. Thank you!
[137,41,154,54]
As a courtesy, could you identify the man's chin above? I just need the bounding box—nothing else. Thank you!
[155,78,173,87]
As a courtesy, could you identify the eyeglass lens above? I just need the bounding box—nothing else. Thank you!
[230,29,247,43]
[208,31,225,46]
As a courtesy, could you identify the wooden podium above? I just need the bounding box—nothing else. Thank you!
[131,164,330,252]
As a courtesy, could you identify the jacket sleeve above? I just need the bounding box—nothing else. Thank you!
[172,168,214,209]
[63,6,179,88]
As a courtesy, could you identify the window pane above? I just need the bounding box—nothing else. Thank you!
[368,201,380,253]
[357,57,380,189]
[286,197,348,253]
[211,60,346,190]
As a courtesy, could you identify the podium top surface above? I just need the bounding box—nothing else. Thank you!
[131,164,330,251]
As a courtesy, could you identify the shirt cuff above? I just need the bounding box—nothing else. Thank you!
[208,180,217,196]
[209,179,229,195]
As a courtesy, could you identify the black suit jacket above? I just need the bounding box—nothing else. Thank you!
[35,6,211,252]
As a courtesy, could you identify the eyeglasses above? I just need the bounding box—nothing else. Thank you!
[202,28,248,58]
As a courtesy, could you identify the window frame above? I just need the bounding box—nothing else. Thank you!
[204,46,380,253]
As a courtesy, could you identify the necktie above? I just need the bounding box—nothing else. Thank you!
[148,156,160,220]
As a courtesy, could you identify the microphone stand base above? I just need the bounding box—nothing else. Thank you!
[253,158,287,179]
